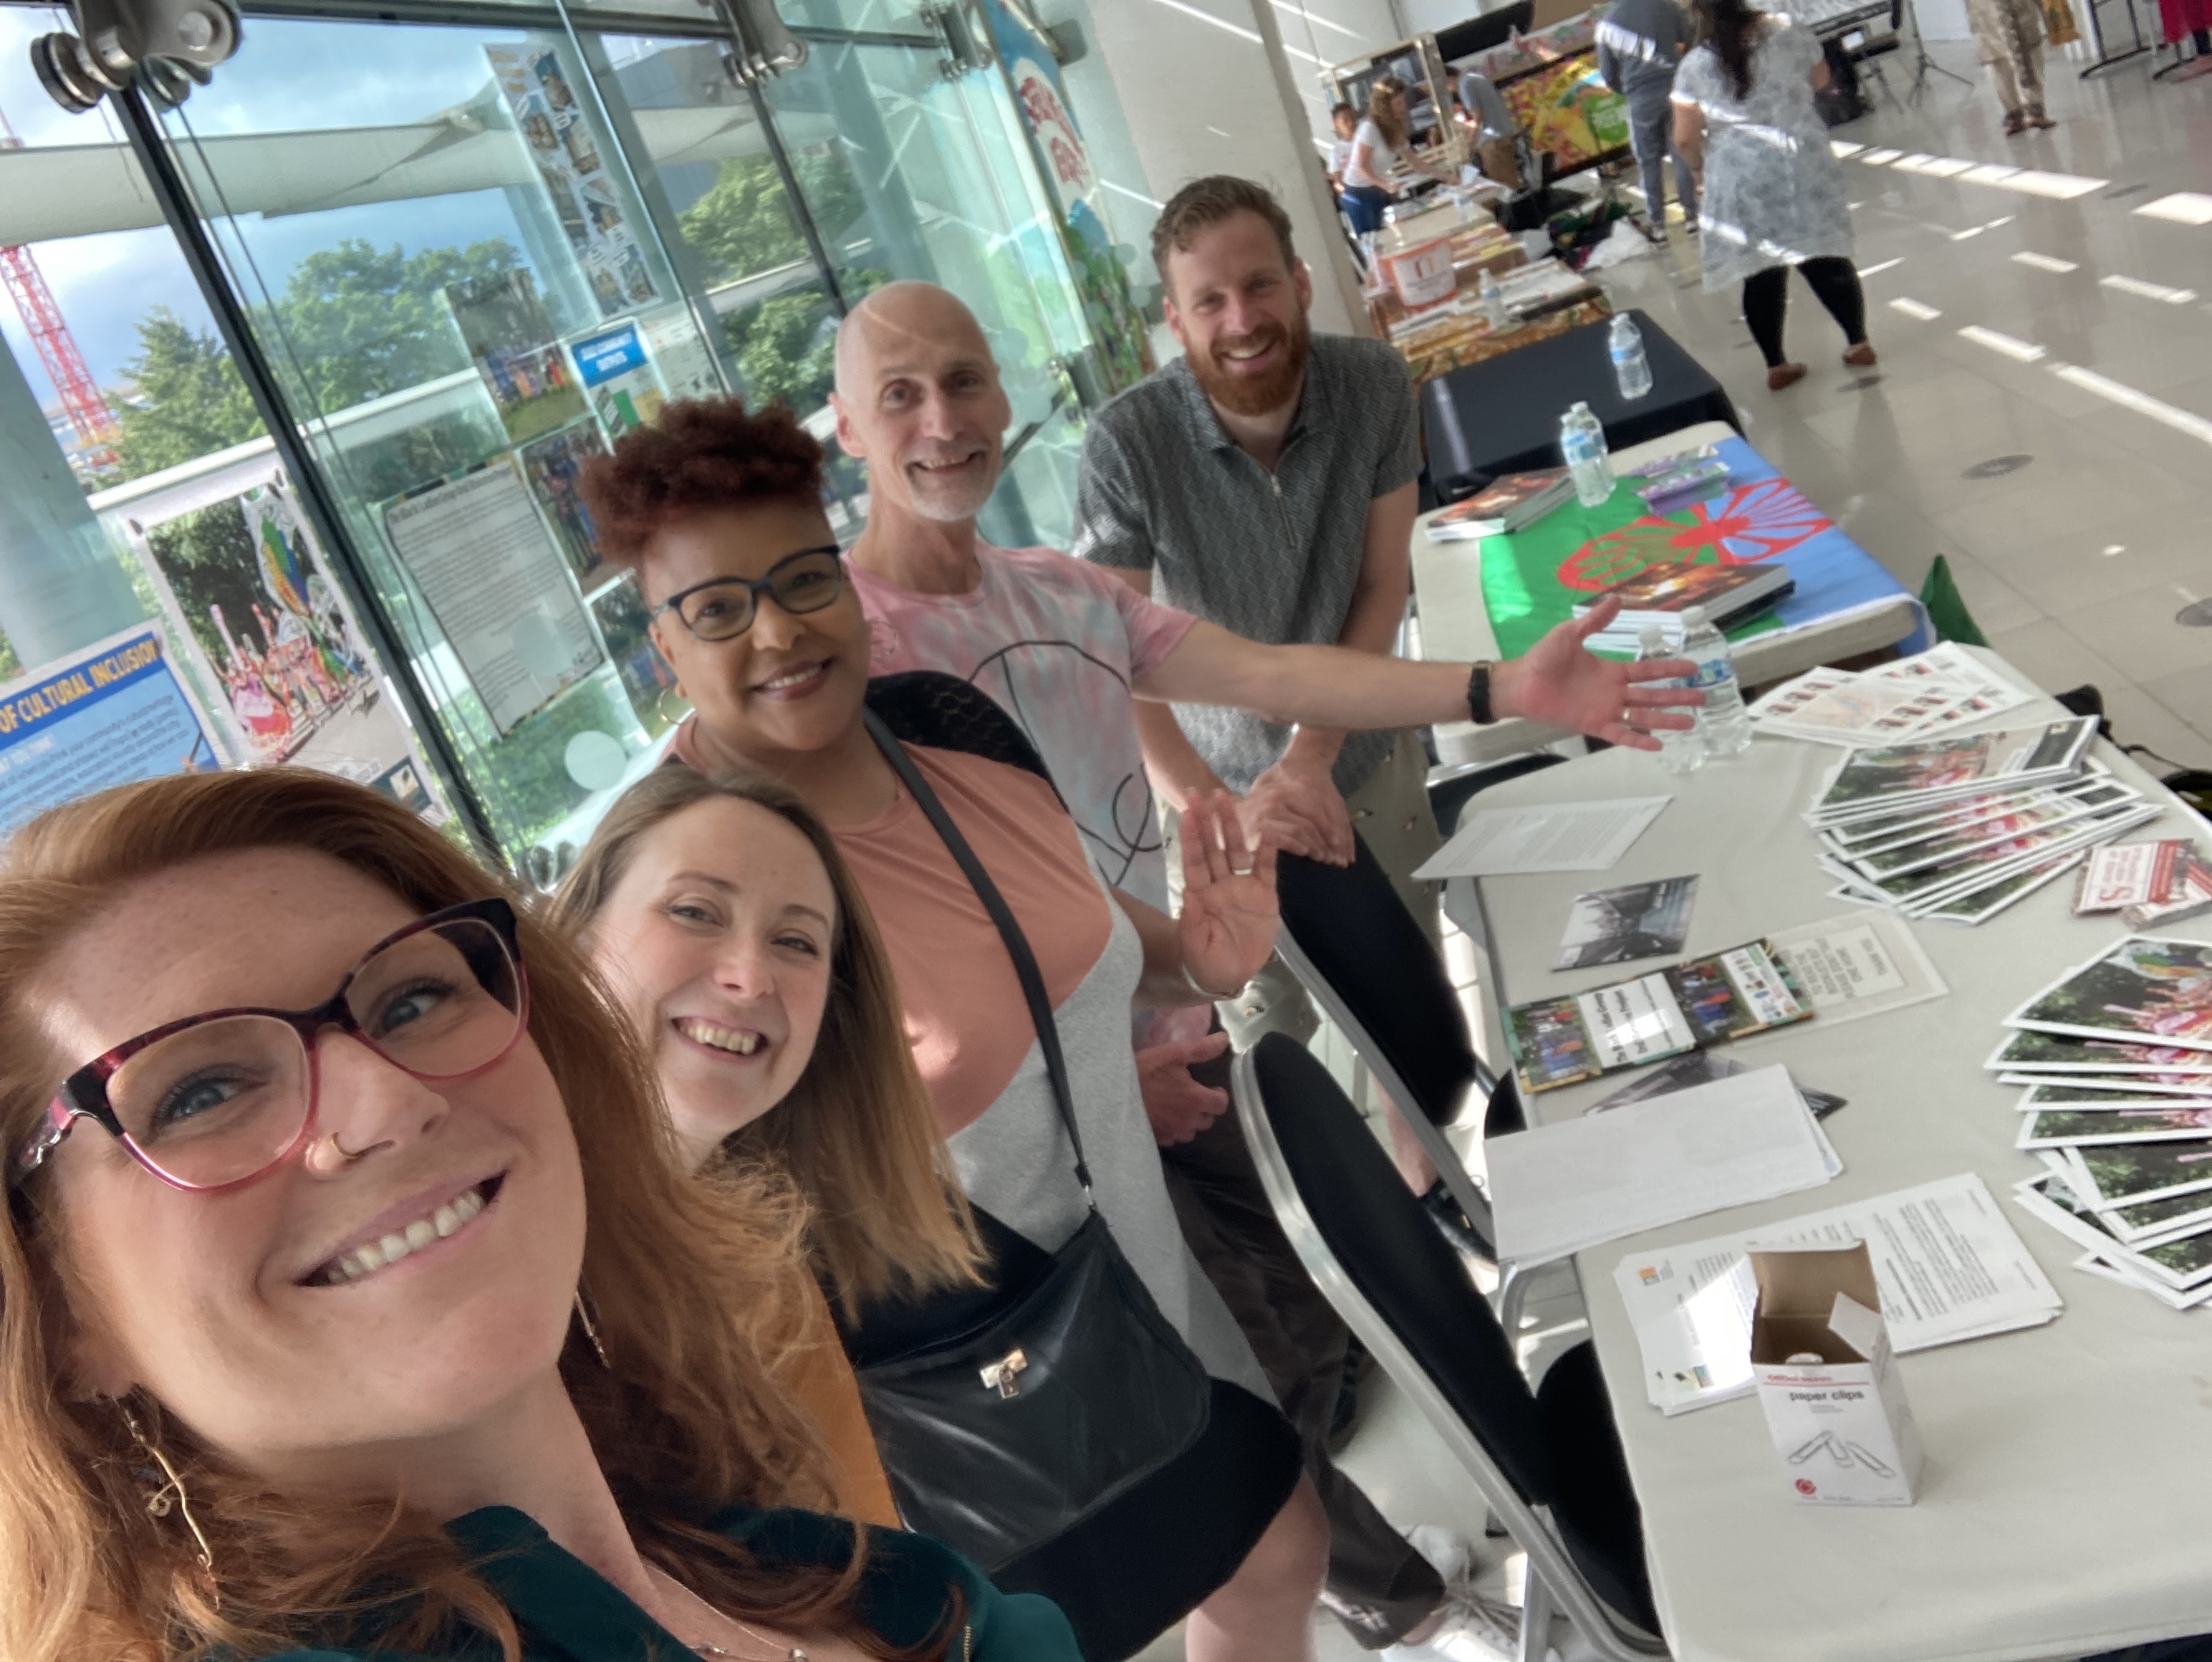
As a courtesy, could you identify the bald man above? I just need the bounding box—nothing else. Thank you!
[830,280,1687,1658]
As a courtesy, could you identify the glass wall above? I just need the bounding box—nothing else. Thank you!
[0,0,1136,880]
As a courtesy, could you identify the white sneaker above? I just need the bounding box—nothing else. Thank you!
[1382,1527,1522,1662]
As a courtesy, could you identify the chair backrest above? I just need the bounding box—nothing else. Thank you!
[1241,1033,1553,1501]
[864,670,1061,794]
[1274,835,1481,1131]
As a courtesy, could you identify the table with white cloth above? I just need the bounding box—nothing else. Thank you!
[1413,421,1928,770]
[1444,649,2212,1662]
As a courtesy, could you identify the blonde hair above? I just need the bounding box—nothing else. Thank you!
[0,769,958,1661]
[546,766,983,1317]
[1367,74,1410,149]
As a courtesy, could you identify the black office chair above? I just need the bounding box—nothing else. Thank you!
[1425,751,1569,856]
[1274,835,1511,1258]
[1233,1034,1667,1662]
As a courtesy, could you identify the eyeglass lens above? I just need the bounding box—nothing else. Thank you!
[678,549,843,641]
[105,919,523,1188]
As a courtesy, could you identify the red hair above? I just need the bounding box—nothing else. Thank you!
[578,398,827,566]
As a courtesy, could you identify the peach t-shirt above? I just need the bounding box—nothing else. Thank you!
[830,744,1117,1138]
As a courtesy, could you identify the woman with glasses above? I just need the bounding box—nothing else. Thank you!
[577,398,1329,1662]
[0,767,1076,1662]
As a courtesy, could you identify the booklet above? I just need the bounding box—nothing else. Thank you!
[1988,1029,2212,1075]
[1552,875,1698,971]
[1852,800,2159,916]
[2019,1105,2212,1148]
[1506,940,1813,1094]
[2075,840,2193,914]
[2125,850,2212,930]
[1806,717,2100,827]
[2014,1172,2212,1293]
[1844,789,2139,880]
[1822,767,2122,853]
[2057,1136,2212,1211]
[2014,1079,2212,1105]
[1917,847,2090,925]
[1611,1173,2062,1416]
[2004,936,2212,1052]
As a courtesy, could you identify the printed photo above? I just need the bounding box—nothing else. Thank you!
[2021,1106,2212,1147]
[1990,1029,2212,1074]
[590,573,678,738]
[448,269,589,445]
[517,419,615,590]
[2070,1136,2212,1209]
[2006,936,2212,1052]
[1553,875,1698,970]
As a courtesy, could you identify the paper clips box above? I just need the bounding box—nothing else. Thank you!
[1749,1243,1923,1506]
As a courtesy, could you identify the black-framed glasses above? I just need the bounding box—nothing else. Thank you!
[650,545,845,643]
[14,898,529,1195]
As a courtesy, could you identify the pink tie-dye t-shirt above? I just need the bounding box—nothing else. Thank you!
[851,541,1198,916]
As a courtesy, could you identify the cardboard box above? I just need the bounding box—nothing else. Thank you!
[1749,1244,1923,1506]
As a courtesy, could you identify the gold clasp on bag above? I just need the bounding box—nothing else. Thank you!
[980,1347,1029,1398]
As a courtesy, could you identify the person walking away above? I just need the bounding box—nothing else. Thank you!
[1969,0,2054,133]
[1598,0,1700,236]
[1672,0,1877,390]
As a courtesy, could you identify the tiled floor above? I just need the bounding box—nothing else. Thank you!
[1138,41,2212,1662]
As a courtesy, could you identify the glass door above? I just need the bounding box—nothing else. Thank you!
[105,0,1126,875]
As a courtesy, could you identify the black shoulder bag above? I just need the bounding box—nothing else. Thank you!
[851,712,1213,1573]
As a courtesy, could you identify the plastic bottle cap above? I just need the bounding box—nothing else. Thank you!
[1638,625,1668,651]
[1681,605,1708,626]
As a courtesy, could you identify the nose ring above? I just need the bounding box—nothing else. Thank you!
[327,1130,368,1162]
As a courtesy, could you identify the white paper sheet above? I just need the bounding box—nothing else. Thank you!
[1611,1173,2063,1415]
[1414,796,1670,880]
[1488,1065,1838,1266]
[1766,912,1950,1026]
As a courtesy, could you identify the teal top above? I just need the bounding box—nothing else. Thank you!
[260,1503,1077,1661]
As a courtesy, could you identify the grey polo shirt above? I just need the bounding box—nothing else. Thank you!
[1071,333,1423,797]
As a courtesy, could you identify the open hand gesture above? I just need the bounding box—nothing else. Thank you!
[1495,596,1704,751]
[1178,793,1280,999]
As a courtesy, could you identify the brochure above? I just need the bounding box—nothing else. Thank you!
[1807,717,2100,827]
[1845,789,2138,880]
[1612,1173,2062,1415]
[2019,1105,2212,1148]
[2070,1249,2212,1310]
[1507,940,1813,1094]
[2012,1172,2212,1292]
[1823,768,2121,853]
[2059,1136,2212,1211]
[2074,840,2192,914]
[1754,645,2036,748]
[1988,1029,2212,1075]
[2014,1079,2212,1105]
[2125,850,2212,930]
[2004,936,2212,1052]
[1918,848,2089,925]
[1552,875,1698,970]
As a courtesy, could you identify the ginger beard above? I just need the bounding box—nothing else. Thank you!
[1187,307,1312,418]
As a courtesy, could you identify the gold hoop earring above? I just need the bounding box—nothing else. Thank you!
[119,1401,213,1574]
[573,1288,612,1370]
[656,686,693,729]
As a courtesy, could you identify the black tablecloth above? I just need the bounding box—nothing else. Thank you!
[1420,309,1740,501]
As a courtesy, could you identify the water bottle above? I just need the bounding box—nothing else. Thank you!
[1610,313,1653,400]
[1559,402,1613,508]
[1678,605,1754,756]
[1479,268,1514,332]
[1639,625,1706,776]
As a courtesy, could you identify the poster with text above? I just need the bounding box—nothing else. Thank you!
[447,268,589,446]
[128,476,439,812]
[974,0,1152,394]
[571,320,667,436]
[590,572,676,739]
[516,418,615,591]
[0,627,221,838]
[382,456,605,736]
[486,43,661,320]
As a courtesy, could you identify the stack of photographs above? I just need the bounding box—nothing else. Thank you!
[1997,938,2212,1309]
[1804,716,2158,925]
[1752,643,2037,748]
[1505,939,1813,1096]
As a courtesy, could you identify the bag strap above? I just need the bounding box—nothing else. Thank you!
[864,711,1094,1201]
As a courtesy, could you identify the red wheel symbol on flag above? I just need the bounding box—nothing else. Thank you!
[1795,1478,1817,1496]
[1557,479,1836,592]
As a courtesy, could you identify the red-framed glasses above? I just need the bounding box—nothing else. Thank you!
[14,898,529,1194]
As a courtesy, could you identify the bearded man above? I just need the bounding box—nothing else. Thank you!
[1074,175,1453,1179]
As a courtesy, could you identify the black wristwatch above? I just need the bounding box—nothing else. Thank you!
[1466,661,1496,725]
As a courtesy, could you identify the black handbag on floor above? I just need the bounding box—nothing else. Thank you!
[852,711,1213,1573]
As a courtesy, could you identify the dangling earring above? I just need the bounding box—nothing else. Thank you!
[573,1288,612,1370]
[119,1401,213,1574]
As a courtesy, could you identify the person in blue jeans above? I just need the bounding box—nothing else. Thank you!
[1599,0,1701,236]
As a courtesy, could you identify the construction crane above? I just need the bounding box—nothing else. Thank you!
[0,101,120,467]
